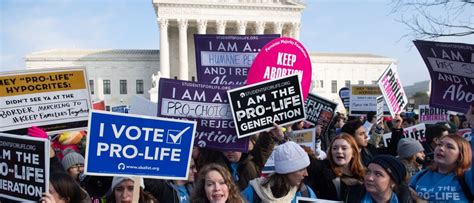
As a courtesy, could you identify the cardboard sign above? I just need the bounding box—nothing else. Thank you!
[290,128,316,152]
[338,87,350,111]
[0,133,50,202]
[378,63,408,117]
[419,105,448,124]
[157,78,249,152]
[194,34,279,85]
[247,37,312,100]
[0,68,91,135]
[349,85,390,116]
[414,40,474,113]
[85,111,196,180]
[305,93,338,135]
[376,95,384,125]
[382,123,426,147]
[228,74,306,138]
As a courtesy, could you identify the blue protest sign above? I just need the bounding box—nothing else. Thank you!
[111,105,128,113]
[85,110,196,180]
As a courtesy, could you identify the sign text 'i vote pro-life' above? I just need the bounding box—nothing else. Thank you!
[85,111,196,180]
[228,74,306,138]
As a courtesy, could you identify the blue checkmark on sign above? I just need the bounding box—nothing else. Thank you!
[166,127,190,144]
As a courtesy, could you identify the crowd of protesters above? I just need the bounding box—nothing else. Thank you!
[17,104,472,203]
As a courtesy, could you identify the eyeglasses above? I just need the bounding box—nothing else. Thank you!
[69,164,84,170]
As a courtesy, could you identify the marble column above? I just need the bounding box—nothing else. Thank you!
[178,19,188,80]
[197,19,208,34]
[158,18,169,78]
[237,20,247,35]
[291,22,301,40]
[273,21,283,35]
[216,20,227,34]
[255,21,266,34]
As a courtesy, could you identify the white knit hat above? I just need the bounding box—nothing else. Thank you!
[110,176,145,191]
[274,141,310,174]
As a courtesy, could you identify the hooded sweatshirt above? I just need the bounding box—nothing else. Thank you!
[242,177,316,203]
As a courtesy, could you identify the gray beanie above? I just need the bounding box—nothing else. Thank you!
[274,141,310,174]
[110,176,145,191]
[61,148,85,170]
[397,138,424,159]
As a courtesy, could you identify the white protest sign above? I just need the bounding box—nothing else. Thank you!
[419,105,448,124]
[382,123,426,147]
[349,85,390,116]
[376,95,384,125]
[0,68,91,135]
[377,63,408,117]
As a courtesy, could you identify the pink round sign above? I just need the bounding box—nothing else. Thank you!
[247,37,312,100]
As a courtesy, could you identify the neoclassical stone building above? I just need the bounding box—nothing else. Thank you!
[25,0,395,111]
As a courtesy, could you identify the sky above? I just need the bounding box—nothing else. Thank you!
[1,0,472,86]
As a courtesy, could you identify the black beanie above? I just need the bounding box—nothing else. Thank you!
[369,155,406,184]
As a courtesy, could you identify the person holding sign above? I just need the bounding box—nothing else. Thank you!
[347,155,413,202]
[409,106,474,202]
[106,177,157,203]
[305,133,366,201]
[242,141,317,203]
[191,163,245,203]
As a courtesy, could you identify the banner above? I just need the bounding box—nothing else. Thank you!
[194,34,279,85]
[349,85,390,116]
[376,96,384,125]
[0,68,91,135]
[157,78,249,152]
[85,111,196,180]
[377,63,408,117]
[290,128,316,152]
[247,37,312,100]
[305,93,337,135]
[228,74,306,138]
[414,40,474,113]
[419,105,448,124]
[112,105,128,113]
[338,87,350,111]
[382,123,426,147]
[0,133,49,202]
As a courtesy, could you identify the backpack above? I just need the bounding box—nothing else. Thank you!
[414,169,473,202]
[252,184,309,203]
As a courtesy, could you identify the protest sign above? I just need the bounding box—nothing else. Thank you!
[382,123,426,147]
[194,34,279,85]
[376,95,384,125]
[377,63,408,117]
[92,100,105,110]
[129,95,157,117]
[157,78,249,152]
[338,87,350,111]
[0,68,91,135]
[406,103,415,112]
[0,133,49,202]
[112,105,128,113]
[305,93,337,135]
[296,197,342,203]
[262,150,276,175]
[290,128,316,152]
[85,110,196,180]
[247,37,312,100]
[228,74,306,138]
[419,105,448,124]
[349,85,390,116]
[457,128,472,141]
[414,40,474,113]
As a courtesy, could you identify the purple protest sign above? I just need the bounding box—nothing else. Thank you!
[194,34,279,85]
[414,40,474,113]
[157,78,249,152]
